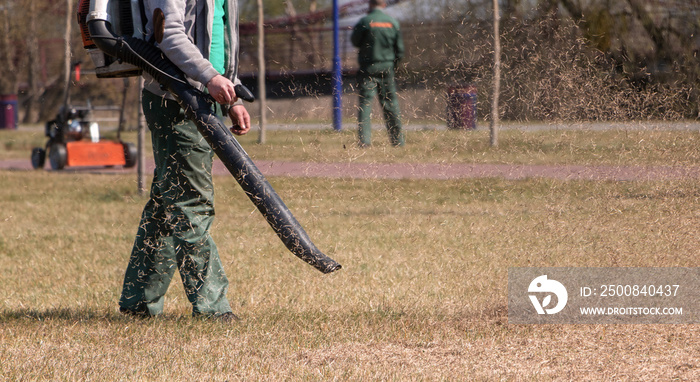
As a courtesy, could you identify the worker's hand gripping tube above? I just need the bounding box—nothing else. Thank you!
[85,2,341,273]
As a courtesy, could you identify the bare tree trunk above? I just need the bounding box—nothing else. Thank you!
[490,0,501,147]
[257,0,267,144]
[285,0,299,70]
[502,0,522,18]
[625,0,669,59]
[62,0,73,109]
[118,78,130,135]
[23,0,41,123]
[558,0,584,22]
[0,1,17,95]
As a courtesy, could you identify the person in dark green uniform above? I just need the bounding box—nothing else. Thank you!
[351,0,405,147]
[118,0,250,322]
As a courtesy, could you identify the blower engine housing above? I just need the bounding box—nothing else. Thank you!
[78,0,145,78]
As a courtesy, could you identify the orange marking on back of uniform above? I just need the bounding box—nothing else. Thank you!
[370,22,393,28]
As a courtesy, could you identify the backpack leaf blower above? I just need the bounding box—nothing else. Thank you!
[78,0,341,274]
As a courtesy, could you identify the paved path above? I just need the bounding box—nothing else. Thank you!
[3,158,700,181]
[7,120,700,181]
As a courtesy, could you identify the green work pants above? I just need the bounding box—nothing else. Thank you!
[357,69,404,146]
[119,91,232,316]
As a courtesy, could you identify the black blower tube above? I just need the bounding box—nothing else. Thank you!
[88,20,341,274]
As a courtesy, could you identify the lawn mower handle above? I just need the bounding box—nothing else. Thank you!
[86,17,341,274]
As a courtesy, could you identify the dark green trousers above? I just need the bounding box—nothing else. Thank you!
[357,69,404,147]
[119,91,232,316]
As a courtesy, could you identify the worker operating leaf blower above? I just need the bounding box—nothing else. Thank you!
[77,0,340,318]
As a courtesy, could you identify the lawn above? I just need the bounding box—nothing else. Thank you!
[4,124,700,167]
[0,161,697,379]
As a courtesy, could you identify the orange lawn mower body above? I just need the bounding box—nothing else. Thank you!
[31,105,136,170]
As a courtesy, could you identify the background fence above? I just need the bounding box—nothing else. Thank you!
[9,0,700,126]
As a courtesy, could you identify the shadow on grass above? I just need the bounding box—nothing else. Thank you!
[0,304,511,332]
[0,307,189,323]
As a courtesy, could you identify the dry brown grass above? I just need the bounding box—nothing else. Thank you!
[0,170,698,380]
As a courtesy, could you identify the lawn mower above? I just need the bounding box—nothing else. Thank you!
[30,101,137,170]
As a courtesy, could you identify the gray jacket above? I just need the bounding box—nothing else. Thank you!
[141,0,241,99]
